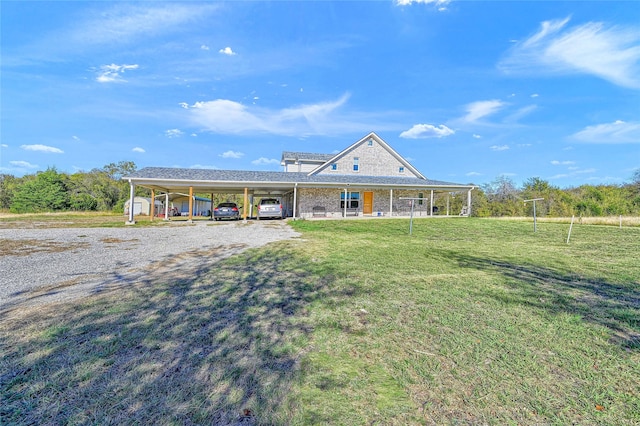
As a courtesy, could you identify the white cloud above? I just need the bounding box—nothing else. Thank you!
[201,44,210,50]
[399,124,454,139]
[72,135,80,141]
[21,144,64,153]
[466,171,482,176]
[463,100,506,123]
[490,145,510,151]
[188,93,368,136]
[96,63,139,83]
[499,17,640,89]
[252,157,280,165]
[219,47,236,56]
[531,93,539,98]
[395,0,450,9]
[10,160,39,169]
[551,160,575,166]
[132,147,146,153]
[165,129,184,138]
[1,144,8,148]
[179,102,189,109]
[472,134,482,139]
[220,150,244,159]
[571,120,640,143]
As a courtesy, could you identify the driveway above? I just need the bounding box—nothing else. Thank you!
[0,221,299,312]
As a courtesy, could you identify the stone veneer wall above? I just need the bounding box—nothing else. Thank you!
[296,188,434,218]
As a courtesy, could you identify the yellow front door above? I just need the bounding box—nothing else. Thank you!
[363,191,373,215]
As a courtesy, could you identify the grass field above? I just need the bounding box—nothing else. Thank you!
[1,217,639,424]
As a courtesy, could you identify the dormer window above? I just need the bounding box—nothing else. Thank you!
[353,157,359,172]
[331,163,337,171]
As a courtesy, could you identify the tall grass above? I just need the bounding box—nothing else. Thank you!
[1,218,638,424]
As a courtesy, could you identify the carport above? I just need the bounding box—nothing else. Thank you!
[123,168,475,224]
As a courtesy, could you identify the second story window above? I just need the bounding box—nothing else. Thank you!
[331,163,337,171]
[367,139,373,146]
[399,166,405,173]
[353,157,359,172]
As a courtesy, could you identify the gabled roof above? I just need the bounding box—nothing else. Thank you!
[281,151,334,164]
[307,132,426,179]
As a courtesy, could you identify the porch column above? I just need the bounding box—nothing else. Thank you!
[126,180,135,225]
[467,189,472,216]
[188,186,194,222]
[293,183,298,219]
[446,193,450,216]
[150,189,155,221]
[343,188,347,217]
[164,193,169,221]
[210,193,215,220]
[430,190,434,217]
[243,187,248,222]
[389,189,393,217]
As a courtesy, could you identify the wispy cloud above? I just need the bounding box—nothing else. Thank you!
[490,145,509,151]
[220,150,244,159]
[72,4,220,47]
[462,100,506,123]
[165,129,184,138]
[571,120,640,143]
[132,147,146,153]
[395,0,450,10]
[185,93,384,136]
[551,160,575,165]
[399,124,454,139]
[21,144,64,153]
[252,157,280,166]
[10,160,39,169]
[219,47,236,56]
[96,64,139,83]
[499,16,640,89]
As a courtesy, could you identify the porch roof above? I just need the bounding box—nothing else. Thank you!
[124,167,474,195]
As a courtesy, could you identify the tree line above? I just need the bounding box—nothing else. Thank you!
[1,163,639,217]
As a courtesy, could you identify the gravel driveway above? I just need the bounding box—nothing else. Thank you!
[0,221,299,311]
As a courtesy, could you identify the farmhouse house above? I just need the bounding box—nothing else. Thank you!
[122,132,475,223]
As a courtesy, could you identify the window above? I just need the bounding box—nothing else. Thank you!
[353,157,359,172]
[367,139,373,147]
[340,192,360,208]
[418,192,424,205]
[399,166,405,173]
[331,163,337,171]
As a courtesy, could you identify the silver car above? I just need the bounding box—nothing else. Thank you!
[257,198,283,220]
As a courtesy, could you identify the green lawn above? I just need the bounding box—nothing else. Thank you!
[1,218,639,425]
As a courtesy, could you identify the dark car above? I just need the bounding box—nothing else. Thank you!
[213,202,240,220]
[257,198,283,220]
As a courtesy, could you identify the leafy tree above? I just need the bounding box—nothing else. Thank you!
[10,168,70,213]
[0,174,23,210]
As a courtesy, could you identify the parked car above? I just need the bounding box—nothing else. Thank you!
[257,198,283,220]
[213,202,240,220]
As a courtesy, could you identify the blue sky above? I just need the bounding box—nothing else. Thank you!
[1,0,639,188]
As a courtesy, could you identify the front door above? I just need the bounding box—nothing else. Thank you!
[363,191,373,215]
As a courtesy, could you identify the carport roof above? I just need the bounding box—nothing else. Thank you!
[123,167,474,193]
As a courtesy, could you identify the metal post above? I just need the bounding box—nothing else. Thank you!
[524,198,544,233]
[409,200,415,235]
